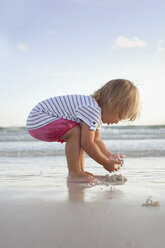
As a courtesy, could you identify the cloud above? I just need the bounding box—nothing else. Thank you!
[113,36,148,48]
[156,40,165,54]
[17,43,28,51]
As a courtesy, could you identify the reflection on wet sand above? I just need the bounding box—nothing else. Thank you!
[67,180,124,203]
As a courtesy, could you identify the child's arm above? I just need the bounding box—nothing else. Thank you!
[80,122,122,172]
[94,130,112,158]
[94,130,125,161]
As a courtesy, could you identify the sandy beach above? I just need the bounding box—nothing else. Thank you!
[0,157,165,248]
[0,194,165,248]
[1,126,165,248]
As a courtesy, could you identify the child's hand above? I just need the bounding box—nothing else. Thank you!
[103,157,123,173]
[109,154,125,167]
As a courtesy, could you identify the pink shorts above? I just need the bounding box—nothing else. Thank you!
[28,119,79,143]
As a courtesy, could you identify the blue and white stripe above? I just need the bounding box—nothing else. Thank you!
[26,95,102,131]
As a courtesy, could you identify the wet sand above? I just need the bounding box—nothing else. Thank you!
[0,184,164,248]
[0,157,165,248]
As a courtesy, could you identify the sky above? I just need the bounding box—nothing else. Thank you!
[0,0,165,126]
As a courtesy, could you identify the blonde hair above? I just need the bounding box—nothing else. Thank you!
[92,79,140,121]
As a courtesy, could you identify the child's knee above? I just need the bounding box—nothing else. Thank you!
[61,125,81,141]
[69,126,81,139]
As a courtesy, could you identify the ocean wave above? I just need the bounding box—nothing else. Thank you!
[0,126,165,158]
[1,125,165,141]
[0,149,164,158]
[0,139,165,158]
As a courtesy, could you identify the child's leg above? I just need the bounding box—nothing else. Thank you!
[80,148,97,178]
[61,126,95,183]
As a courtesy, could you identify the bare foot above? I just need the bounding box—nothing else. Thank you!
[67,171,96,183]
[84,171,97,178]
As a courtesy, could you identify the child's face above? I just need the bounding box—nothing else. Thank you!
[101,104,120,125]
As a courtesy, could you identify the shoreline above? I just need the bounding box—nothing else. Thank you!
[0,157,165,203]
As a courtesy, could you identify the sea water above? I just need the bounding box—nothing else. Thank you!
[1,125,165,157]
[0,125,165,203]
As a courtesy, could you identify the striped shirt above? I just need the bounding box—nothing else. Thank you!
[26,95,102,131]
